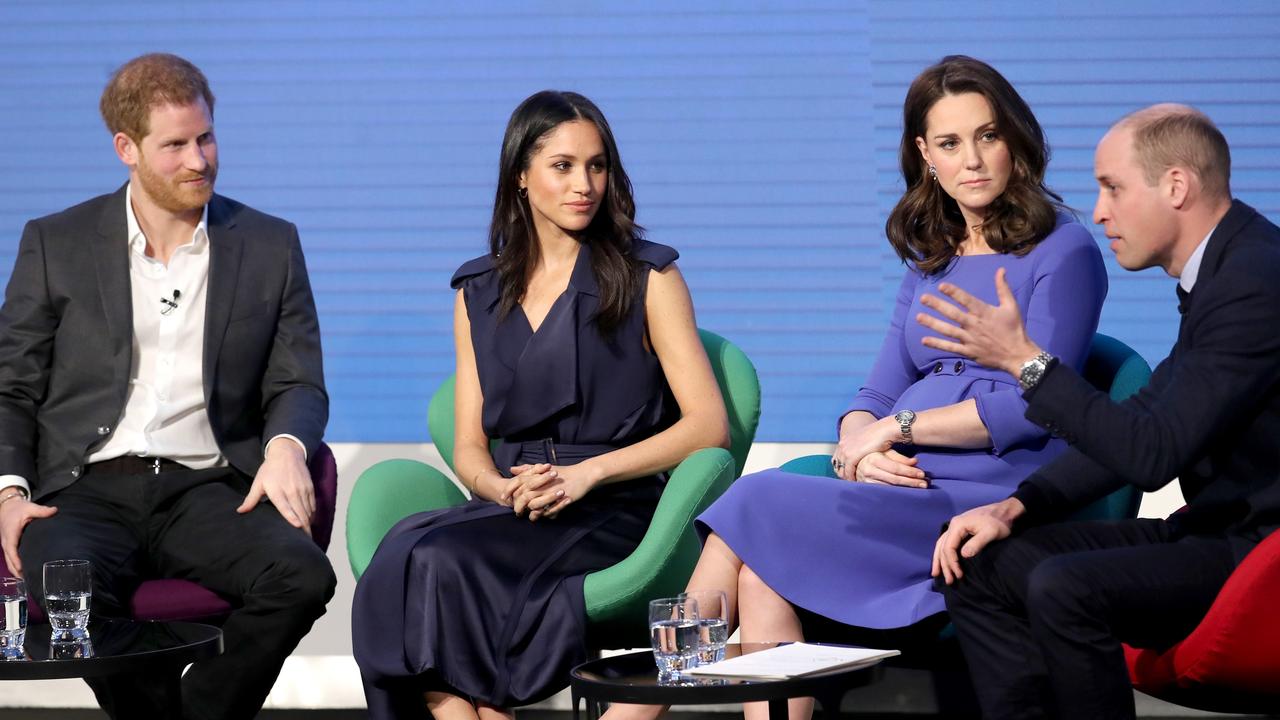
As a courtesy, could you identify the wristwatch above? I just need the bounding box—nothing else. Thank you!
[1018,352,1056,392]
[894,409,917,445]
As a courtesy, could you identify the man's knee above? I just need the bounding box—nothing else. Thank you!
[1025,556,1092,620]
[252,543,336,615]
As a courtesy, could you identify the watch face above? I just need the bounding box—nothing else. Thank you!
[895,410,916,424]
[1020,360,1045,389]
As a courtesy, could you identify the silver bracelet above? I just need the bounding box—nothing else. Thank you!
[0,489,29,508]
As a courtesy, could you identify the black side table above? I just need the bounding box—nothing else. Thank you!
[0,619,222,719]
[570,643,885,720]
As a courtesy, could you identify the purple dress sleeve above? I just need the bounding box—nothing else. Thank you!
[973,224,1107,453]
[839,269,922,432]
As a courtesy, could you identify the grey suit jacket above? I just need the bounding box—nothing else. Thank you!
[0,183,328,501]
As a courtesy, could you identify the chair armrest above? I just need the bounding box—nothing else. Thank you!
[778,453,838,478]
[584,447,736,629]
[346,459,467,579]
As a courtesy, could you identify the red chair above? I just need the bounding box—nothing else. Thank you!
[2,442,338,623]
[1125,527,1280,713]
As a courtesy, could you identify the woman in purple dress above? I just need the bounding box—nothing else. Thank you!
[352,91,729,720]
[608,56,1108,720]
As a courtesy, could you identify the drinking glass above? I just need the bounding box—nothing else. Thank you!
[49,636,94,660]
[680,589,729,664]
[648,596,699,682]
[0,577,26,659]
[43,560,91,639]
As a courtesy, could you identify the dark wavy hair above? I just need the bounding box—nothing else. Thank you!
[885,55,1062,275]
[489,90,645,333]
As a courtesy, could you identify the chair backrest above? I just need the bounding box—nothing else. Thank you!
[428,328,761,478]
[1071,333,1152,521]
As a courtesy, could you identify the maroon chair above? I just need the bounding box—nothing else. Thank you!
[4,442,338,624]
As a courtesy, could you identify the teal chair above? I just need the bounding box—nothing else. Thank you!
[346,329,761,649]
[778,333,1152,522]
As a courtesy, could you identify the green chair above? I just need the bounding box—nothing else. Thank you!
[346,328,761,649]
[778,333,1152,522]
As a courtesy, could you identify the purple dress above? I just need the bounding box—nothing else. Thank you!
[353,240,678,715]
[697,218,1107,629]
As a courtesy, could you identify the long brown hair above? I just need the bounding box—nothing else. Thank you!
[885,55,1062,275]
[489,91,644,333]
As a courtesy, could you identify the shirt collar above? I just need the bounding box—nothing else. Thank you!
[125,182,209,256]
[1178,225,1215,293]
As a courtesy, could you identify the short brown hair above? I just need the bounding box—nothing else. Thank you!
[99,53,215,141]
[1120,104,1231,200]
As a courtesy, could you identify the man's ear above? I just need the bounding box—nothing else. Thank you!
[1165,167,1190,210]
[113,132,139,168]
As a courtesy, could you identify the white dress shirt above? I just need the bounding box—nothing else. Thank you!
[88,184,224,468]
[1179,226,1215,293]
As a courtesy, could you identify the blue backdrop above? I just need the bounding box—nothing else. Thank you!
[1,1,1276,442]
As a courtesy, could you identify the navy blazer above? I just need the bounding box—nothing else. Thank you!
[0,183,328,501]
[1013,200,1280,558]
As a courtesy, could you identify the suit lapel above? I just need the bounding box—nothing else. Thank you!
[91,184,133,360]
[203,195,242,397]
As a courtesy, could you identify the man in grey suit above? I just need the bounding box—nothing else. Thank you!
[0,53,335,719]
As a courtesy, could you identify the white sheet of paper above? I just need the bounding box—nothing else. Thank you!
[682,642,899,680]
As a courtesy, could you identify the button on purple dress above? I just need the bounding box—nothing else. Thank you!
[353,240,679,715]
[697,219,1107,629]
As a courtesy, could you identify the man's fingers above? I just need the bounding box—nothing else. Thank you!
[265,484,306,530]
[918,294,971,325]
[915,312,966,341]
[935,282,984,311]
[920,335,968,355]
[994,267,1016,307]
[237,482,265,514]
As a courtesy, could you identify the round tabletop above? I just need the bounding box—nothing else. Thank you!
[570,643,883,707]
[0,619,222,680]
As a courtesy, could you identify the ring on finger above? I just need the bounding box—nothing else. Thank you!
[830,457,845,473]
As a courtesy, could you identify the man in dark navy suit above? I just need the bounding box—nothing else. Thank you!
[916,104,1280,719]
[0,53,335,720]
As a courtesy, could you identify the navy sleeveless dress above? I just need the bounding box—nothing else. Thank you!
[353,240,679,716]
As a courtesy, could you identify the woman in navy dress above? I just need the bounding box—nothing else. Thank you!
[606,56,1108,720]
[352,91,730,720]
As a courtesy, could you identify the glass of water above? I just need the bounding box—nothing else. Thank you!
[43,560,91,640]
[648,596,699,682]
[0,577,26,660]
[680,589,729,665]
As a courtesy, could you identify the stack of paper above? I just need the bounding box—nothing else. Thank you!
[682,643,899,680]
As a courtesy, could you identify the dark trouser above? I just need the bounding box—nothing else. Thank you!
[19,465,337,720]
[940,518,1236,720]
